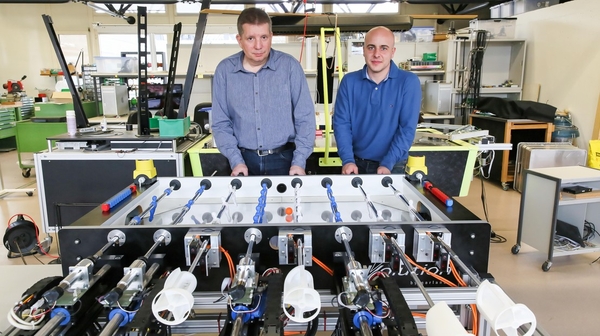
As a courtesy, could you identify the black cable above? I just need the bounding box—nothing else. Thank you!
[330,317,341,336]
[584,220,599,241]
[464,30,488,123]
[306,316,319,336]
[480,172,507,243]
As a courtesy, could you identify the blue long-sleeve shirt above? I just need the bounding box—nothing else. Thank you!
[211,49,316,169]
[333,62,421,171]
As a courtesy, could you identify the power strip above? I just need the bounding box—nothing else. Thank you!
[78,127,97,133]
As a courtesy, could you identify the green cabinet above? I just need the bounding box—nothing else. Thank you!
[16,121,67,153]
[34,101,98,118]
[16,121,67,176]
[0,106,17,150]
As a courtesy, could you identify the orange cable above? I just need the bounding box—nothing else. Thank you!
[450,260,478,336]
[412,312,427,319]
[219,246,235,279]
[312,256,334,276]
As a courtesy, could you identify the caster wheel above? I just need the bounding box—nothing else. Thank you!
[511,244,520,254]
[22,169,31,178]
[542,261,552,272]
[502,183,509,191]
[26,192,33,197]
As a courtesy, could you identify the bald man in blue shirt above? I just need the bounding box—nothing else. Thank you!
[333,26,421,175]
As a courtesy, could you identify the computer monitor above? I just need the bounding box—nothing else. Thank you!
[146,84,183,110]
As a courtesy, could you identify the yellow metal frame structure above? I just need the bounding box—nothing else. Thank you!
[319,27,344,167]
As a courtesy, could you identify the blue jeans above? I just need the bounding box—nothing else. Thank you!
[355,157,407,174]
[241,148,294,175]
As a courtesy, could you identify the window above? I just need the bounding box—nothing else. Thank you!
[257,3,322,13]
[180,33,288,45]
[333,3,398,14]
[94,4,165,14]
[176,3,244,14]
[98,34,137,57]
[98,34,167,71]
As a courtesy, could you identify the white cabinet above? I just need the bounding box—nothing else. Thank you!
[513,166,600,271]
[438,38,526,124]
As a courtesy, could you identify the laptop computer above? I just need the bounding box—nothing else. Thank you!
[556,219,586,247]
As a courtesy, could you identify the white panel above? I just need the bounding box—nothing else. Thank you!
[520,173,558,252]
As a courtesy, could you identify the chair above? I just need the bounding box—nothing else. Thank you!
[194,102,212,134]
[126,111,138,124]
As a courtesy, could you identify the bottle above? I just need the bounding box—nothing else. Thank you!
[100,116,108,131]
[66,110,77,136]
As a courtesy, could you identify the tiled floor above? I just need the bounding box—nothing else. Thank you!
[1,149,599,335]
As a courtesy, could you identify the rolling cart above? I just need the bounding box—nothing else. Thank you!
[15,120,67,177]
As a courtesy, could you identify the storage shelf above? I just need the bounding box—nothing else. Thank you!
[559,197,600,206]
[554,235,600,257]
[91,72,169,78]
[480,87,522,94]
[410,70,445,76]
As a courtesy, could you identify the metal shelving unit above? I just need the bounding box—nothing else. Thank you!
[514,166,600,271]
[438,37,527,124]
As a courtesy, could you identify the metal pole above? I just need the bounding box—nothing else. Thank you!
[389,237,435,307]
[245,234,256,258]
[216,189,236,220]
[230,315,244,336]
[98,313,124,336]
[359,317,373,336]
[95,236,120,258]
[358,184,379,218]
[143,263,161,287]
[188,240,209,273]
[34,312,66,336]
[93,264,112,282]
[143,235,165,259]
[340,233,355,263]
[388,183,425,221]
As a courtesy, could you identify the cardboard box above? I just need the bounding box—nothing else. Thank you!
[51,91,73,103]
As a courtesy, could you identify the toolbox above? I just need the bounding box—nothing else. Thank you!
[514,142,587,192]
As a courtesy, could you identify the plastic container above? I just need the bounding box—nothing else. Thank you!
[552,115,579,143]
[476,280,537,336]
[426,301,473,336]
[500,1,514,17]
[151,268,196,326]
[282,265,320,323]
[490,4,501,18]
[94,56,138,74]
[150,116,164,129]
[66,110,77,135]
[469,19,516,39]
[158,116,191,137]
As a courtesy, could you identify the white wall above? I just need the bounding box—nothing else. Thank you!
[515,0,600,148]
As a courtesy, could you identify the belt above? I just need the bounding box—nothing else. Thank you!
[240,142,295,157]
[354,156,379,164]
